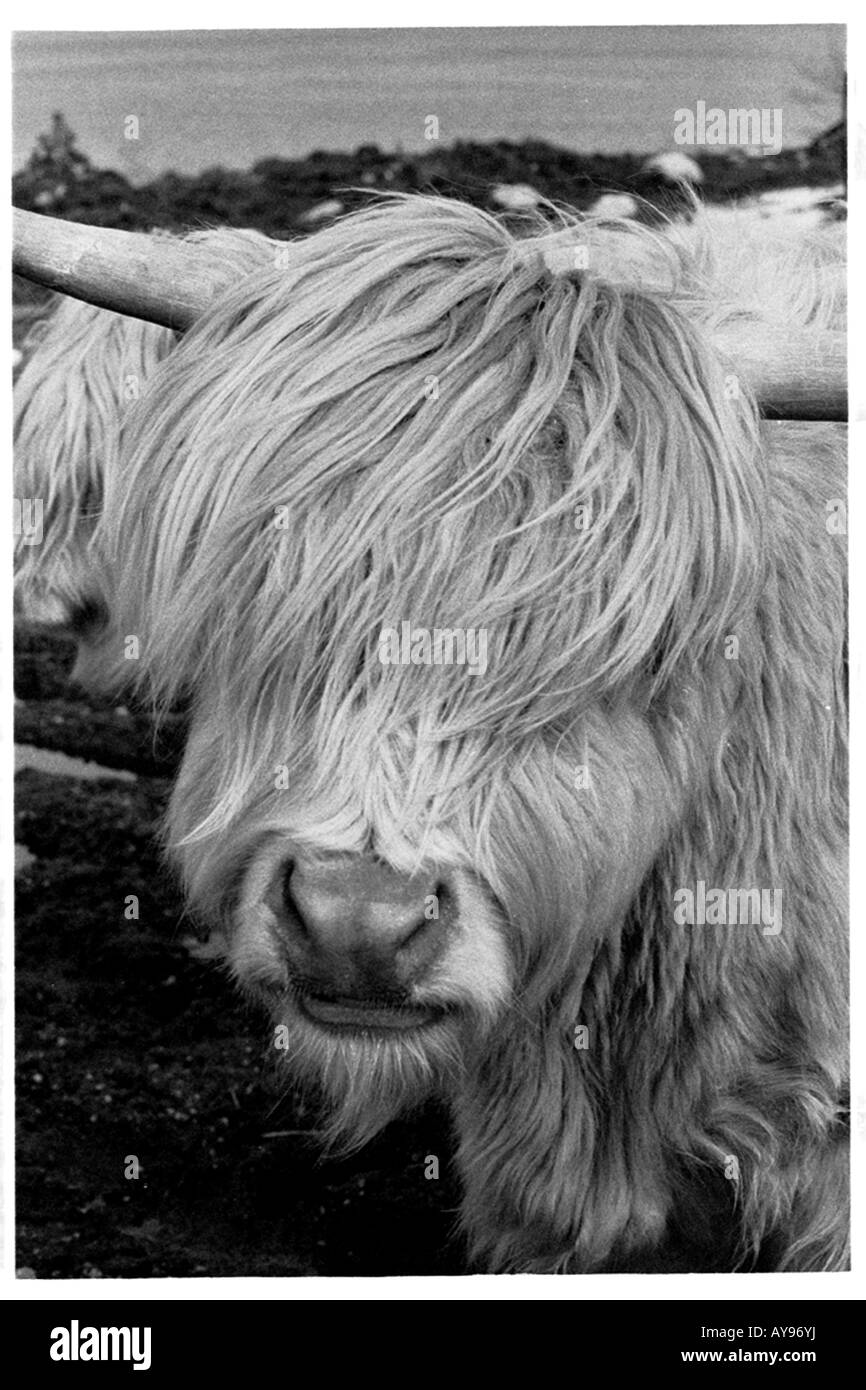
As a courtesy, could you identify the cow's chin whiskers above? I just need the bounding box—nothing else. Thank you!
[267,1006,466,1155]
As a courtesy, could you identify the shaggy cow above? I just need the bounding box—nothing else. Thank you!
[14,226,276,632]
[19,195,848,1273]
[14,294,175,626]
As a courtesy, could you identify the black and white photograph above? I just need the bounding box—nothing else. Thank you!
[10,14,852,1291]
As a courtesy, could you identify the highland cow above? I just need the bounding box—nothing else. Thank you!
[14,195,848,1273]
[14,293,175,626]
[13,225,277,632]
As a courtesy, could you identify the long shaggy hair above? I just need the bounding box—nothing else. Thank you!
[14,294,175,625]
[14,225,277,630]
[86,195,845,1272]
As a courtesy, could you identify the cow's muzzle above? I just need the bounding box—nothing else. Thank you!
[268,852,450,1012]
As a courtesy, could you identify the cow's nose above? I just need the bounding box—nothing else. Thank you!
[277,854,445,995]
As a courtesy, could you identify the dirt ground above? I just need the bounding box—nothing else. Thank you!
[15,631,465,1279]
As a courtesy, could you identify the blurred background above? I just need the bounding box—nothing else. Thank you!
[14,26,845,179]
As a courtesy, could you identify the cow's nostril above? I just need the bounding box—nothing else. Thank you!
[281,866,311,940]
[68,594,110,637]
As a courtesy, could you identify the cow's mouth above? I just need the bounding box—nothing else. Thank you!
[297,991,448,1033]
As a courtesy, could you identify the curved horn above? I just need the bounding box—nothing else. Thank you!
[13,209,847,420]
[713,323,846,423]
[13,208,219,330]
